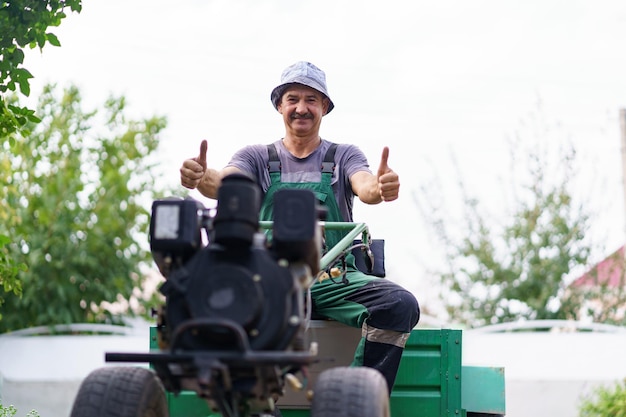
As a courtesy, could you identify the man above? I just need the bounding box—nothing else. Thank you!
[180,61,420,393]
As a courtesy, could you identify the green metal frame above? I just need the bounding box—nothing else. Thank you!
[259,221,371,272]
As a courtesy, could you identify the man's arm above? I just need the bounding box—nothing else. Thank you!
[196,166,242,199]
[180,140,242,199]
[351,147,399,204]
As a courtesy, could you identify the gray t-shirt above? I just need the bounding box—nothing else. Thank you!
[225,139,372,222]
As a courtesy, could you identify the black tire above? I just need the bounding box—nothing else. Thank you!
[310,366,389,417]
[70,366,168,417]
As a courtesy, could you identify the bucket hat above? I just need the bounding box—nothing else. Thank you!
[270,61,334,114]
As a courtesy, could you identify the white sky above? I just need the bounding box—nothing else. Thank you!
[22,0,626,316]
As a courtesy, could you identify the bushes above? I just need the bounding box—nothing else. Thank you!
[0,404,39,417]
[579,379,626,417]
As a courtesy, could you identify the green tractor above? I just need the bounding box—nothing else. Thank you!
[69,174,505,417]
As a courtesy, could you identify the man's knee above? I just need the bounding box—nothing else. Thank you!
[369,287,420,332]
[394,289,420,329]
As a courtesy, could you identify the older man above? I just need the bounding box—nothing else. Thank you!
[180,61,420,393]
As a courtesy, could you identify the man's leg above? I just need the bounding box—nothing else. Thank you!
[311,272,420,392]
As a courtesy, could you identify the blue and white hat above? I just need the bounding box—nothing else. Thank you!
[270,61,335,114]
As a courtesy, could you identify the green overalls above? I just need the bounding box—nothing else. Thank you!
[260,143,420,393]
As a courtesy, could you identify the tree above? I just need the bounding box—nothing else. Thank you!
[0,0,82,137]
[414,115,604,328]
[0,83,171,332]
[0,0,82,320]
[0,95,27,317]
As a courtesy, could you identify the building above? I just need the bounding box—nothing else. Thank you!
[569,245,626,322]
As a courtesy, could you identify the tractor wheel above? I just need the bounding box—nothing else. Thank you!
[310,366,389,417]
[70,366,168,417]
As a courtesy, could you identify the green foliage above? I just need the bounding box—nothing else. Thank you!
[0,404,15,417]
[0,0,82,316]
[415,121,601,327]
[0,234,27,318]
[0,97,28,318]
[579,379,626,417]
[0,403,39,417]
[0,0,82,137]
[0,84,171,332]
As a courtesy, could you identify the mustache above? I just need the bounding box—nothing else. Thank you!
[290,112,314,120]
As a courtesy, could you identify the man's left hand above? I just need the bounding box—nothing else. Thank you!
[377,147,400,202]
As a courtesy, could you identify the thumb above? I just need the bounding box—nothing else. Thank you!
[377,147,390,178]
[196,140,207,171]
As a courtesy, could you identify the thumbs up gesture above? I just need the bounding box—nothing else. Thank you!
[180,140,208,189]
[376,147,399,202]
[194,140,208,172]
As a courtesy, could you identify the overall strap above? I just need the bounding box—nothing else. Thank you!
[321,143,338,173]
[266,144,281,184]
[267,142,338,175]
[267,144,281,172]
[321,142,338,186]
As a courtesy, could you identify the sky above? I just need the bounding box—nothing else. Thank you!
[21,0,626,317]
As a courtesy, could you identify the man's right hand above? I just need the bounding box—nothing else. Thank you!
[180,140,208,189]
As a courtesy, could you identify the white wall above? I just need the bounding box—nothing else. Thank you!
[2,322,625,417]
[0,325,150,416]
[462,324,626,417]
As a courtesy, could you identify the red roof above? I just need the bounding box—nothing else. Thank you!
[572,246,625,288]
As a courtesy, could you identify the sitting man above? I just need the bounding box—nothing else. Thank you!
[179,61,420,393]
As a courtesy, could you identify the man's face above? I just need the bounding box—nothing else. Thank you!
[277,85,330,137]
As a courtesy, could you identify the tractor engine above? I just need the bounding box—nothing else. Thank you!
[149,173,321,354]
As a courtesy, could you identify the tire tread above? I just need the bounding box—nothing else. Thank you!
[70,366,168,417]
